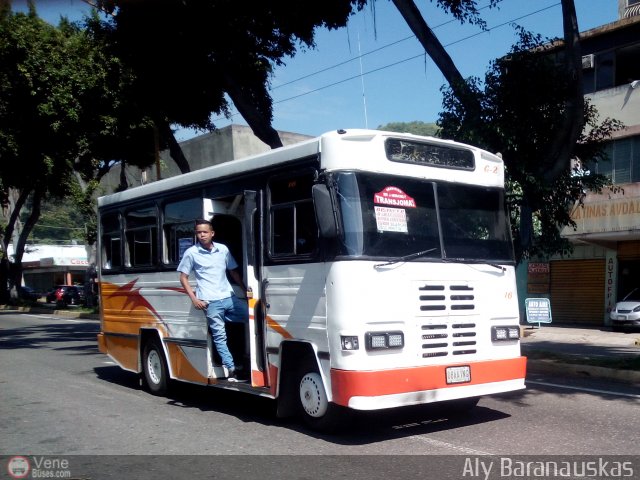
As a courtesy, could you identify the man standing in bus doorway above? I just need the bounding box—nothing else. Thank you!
[177,218,250,382]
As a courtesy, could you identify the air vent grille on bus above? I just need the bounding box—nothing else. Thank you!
[418,283,475,314]
[420,322,477,358]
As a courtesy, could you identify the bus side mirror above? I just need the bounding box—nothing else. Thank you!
[312,184,338,239]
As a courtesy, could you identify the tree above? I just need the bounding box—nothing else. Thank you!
[391,0,494,123]
[92,0,368,175]
[378,121,440,136]
[389,0,616,260]
[0,5,151,301]
[438,27,623,260]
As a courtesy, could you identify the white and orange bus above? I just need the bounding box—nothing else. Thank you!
[97,129,526,430]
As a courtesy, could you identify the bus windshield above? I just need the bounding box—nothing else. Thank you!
[334,172,515,263]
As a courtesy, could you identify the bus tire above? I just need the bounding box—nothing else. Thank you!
[296,366,346,432]
[142,338,169,396]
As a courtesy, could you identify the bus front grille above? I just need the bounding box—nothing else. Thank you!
[417,283,475,314]
[420,322,477,357]
[416,282,478,357]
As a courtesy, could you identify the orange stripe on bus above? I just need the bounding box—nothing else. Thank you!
[166,343,208,384]
[330,357,527,407]
[266,316,292,339]
[103,334,139,372]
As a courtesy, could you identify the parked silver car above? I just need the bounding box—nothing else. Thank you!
[610,288,640,328]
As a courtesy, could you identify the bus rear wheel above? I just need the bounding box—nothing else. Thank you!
[142,338,169,396]
[297,367,346,432]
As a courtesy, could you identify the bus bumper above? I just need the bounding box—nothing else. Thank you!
[97,332,107,354]
[330,356,527,410]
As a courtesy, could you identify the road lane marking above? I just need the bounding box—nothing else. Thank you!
[527,380,640,399]
[407,435,494,455]
[22,314,91,323]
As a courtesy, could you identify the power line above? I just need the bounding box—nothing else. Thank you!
[270,2,510,92]
[273,3,562,104]
[213,2,561,122]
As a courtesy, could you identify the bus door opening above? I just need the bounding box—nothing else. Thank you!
[208,212,248,374]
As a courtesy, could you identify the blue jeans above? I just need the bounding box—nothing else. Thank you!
[205,295,248,370]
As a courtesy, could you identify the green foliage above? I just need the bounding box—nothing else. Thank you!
[0,6,134,298]
[92,0,368,147]
[438,27,623,262]
[378,121,441,137]
[28,198,85,244]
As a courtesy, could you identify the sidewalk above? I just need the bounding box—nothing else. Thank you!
[521,324,640,385]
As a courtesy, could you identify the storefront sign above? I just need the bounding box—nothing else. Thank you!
[527,262,550,294]
[525,298,552,326]
[564,184,640,236]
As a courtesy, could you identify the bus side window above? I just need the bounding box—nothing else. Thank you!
[268,171,318,258]
[101,213,122,271]
[272,205,295,255]
[295,201,317,254]
[125,205,158,267]
[163,198,201,264]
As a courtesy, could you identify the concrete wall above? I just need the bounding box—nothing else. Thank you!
[100,124,313,193]
[586,82,640,139]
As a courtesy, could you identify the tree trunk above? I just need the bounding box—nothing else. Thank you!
[159,120,191,174]
[0,188,30,302]
[9,189,44,300]
[541,0,584,184]
[391,0,481,115]
[223,73,284,149]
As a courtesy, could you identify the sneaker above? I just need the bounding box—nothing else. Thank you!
[227,368,247,383]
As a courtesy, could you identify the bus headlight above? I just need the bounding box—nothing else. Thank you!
[491,326,520,342]
[340,335,360,350]
[365,331,404,351]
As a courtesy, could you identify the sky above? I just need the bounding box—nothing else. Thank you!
[12,0,620,141]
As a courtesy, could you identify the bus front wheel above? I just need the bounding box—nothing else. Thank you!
[297,368,346,432]
[142,338,169,396]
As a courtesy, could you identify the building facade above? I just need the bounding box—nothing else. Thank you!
[14,244,89,294]
[521,1,640,325]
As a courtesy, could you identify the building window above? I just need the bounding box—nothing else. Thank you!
[597,137,640,184]
[583,46,640,94]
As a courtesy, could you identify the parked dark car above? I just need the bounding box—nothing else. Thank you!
[18,286,41,302]
[46,285,85,307]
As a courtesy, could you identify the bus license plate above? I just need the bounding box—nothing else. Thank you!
[446,366,471,384]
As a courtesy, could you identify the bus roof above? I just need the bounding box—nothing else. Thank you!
[97,129,501,208]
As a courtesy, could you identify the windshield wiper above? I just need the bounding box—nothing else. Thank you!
[374,248,439,268]
[443,257,506,271]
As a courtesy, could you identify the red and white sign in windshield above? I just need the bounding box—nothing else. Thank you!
[373,187,416,233]
[373,186,416,208]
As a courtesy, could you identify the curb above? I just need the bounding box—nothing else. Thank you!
[527,358,640,386]
[2,305,99,320]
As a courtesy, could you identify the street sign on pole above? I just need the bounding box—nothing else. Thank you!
[525,298,552,328]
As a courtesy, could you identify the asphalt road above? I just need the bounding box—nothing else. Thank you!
[1,312,639,478]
